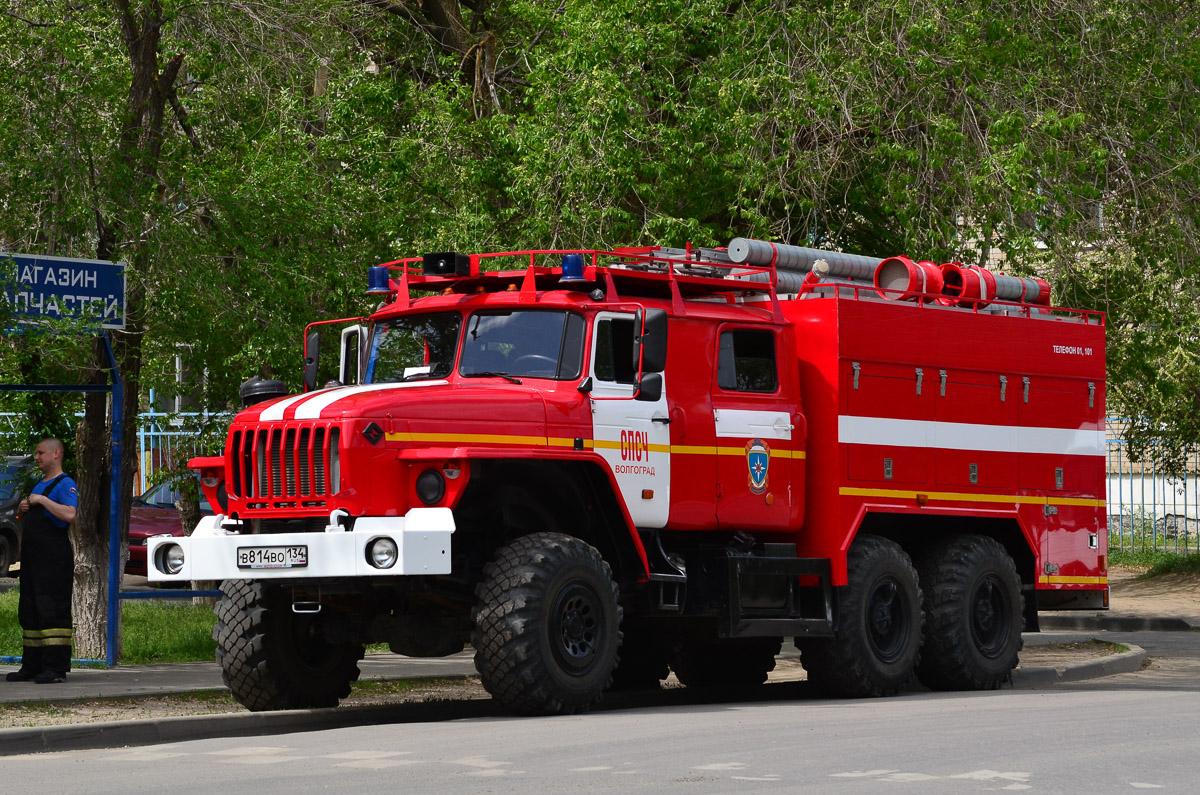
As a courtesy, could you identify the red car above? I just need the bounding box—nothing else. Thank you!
[127,479,213,576]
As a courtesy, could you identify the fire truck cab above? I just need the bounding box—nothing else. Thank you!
[150,240,1107,715]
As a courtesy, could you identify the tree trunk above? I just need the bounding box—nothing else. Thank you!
[70,337,115,660]
[68,1,182,660]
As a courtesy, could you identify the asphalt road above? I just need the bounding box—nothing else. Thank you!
[4,629,1197,792]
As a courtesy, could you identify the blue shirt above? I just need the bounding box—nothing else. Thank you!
[32,475,78,528]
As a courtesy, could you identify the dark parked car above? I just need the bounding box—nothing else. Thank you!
[0,455,31,578]
[127,478,213,576]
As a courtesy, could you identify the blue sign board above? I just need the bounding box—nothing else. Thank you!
[1,253,126,330]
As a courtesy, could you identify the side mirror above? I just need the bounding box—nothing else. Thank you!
[633,308,668,374]
[303,331,320,393]
[635,372,663,402]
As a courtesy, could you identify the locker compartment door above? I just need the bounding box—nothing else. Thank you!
[934,375,1018,489]
[845,363,932,486]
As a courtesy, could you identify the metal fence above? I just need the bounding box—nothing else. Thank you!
[133,411,228,494]
[1107,424,1200,554]
[0,411,225,496]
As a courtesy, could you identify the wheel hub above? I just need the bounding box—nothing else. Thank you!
[866,577,909,663]
[971,575,1010,657]
[551,582,602,674]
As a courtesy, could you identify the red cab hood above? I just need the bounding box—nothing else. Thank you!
[239,381,547,425]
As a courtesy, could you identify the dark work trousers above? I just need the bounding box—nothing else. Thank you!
[17,474,74,675]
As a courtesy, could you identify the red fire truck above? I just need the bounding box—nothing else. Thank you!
[148,239,1108,715]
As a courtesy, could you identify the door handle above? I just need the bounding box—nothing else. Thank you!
[651,416,673,424]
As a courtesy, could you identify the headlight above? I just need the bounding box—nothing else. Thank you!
[159,544,185,575]
[368,537,398,569]
[415,469,445,504]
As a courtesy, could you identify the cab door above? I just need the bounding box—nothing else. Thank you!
[712,326,797,531]
[589,312,671,528]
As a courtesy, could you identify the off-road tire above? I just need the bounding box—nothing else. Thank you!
[0,534,11,578]
[213,580,364,711]
[799,535,923,697]
[608,621,671,691]
[670,637,782,688]
[915,535,1023,691]
[472,533,621,715]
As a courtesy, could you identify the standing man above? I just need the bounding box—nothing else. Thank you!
[8,438,77,684]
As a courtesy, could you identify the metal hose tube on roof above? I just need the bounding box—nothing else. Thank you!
[727,237,883,276]
[992,273,1049,304]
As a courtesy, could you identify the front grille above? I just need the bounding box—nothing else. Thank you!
[230,424,341,501]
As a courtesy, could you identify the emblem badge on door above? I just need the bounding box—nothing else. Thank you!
[746,438,770,494]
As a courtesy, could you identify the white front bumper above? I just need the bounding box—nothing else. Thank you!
[146,508,455,581]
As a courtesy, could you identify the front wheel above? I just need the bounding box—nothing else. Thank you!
[213,580,364,711]
[915,535,1023,690]
[799,535,923,697]
[472,533,622,715]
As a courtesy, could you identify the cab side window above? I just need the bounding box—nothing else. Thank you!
[594,317,637,384]
[717,329,778,393]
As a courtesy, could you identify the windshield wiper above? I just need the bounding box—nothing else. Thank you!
[466,371,523,385]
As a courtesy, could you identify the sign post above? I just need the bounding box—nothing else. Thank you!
[1,253,126,666]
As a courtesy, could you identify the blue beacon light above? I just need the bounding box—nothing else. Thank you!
[366,265,392,294]
[560,253,585,282]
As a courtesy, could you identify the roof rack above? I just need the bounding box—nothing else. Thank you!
[369,246,785,317]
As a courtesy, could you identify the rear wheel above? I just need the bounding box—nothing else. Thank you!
[472,533,621,715]
[670,636,782,688]
[800,535,923,697]
[213,580,364,711]
[915,535,1023,690]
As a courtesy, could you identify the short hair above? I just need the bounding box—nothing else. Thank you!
[40,438,64,455]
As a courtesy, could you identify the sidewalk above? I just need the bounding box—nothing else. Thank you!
[0,651,479,705]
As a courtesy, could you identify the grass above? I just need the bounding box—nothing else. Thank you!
[1109,548,1200,577]
[1108,511,1200,556]
[117,599,218,663]
[0,588,218,665]
[1141,553,1200,578]
[1,588,399,665]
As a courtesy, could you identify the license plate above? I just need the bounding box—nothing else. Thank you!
[236,545,308,570]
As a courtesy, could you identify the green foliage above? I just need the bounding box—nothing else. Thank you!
[0,0,1198,466]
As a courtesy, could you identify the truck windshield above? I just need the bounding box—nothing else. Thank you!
[460,310,585,380]
[367,313,462,383]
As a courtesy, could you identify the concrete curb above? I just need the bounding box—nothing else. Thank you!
[1011,644,1147,687]
[1039,614,1200,632]
[0,693,500,758]
[0,644,1153,757]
